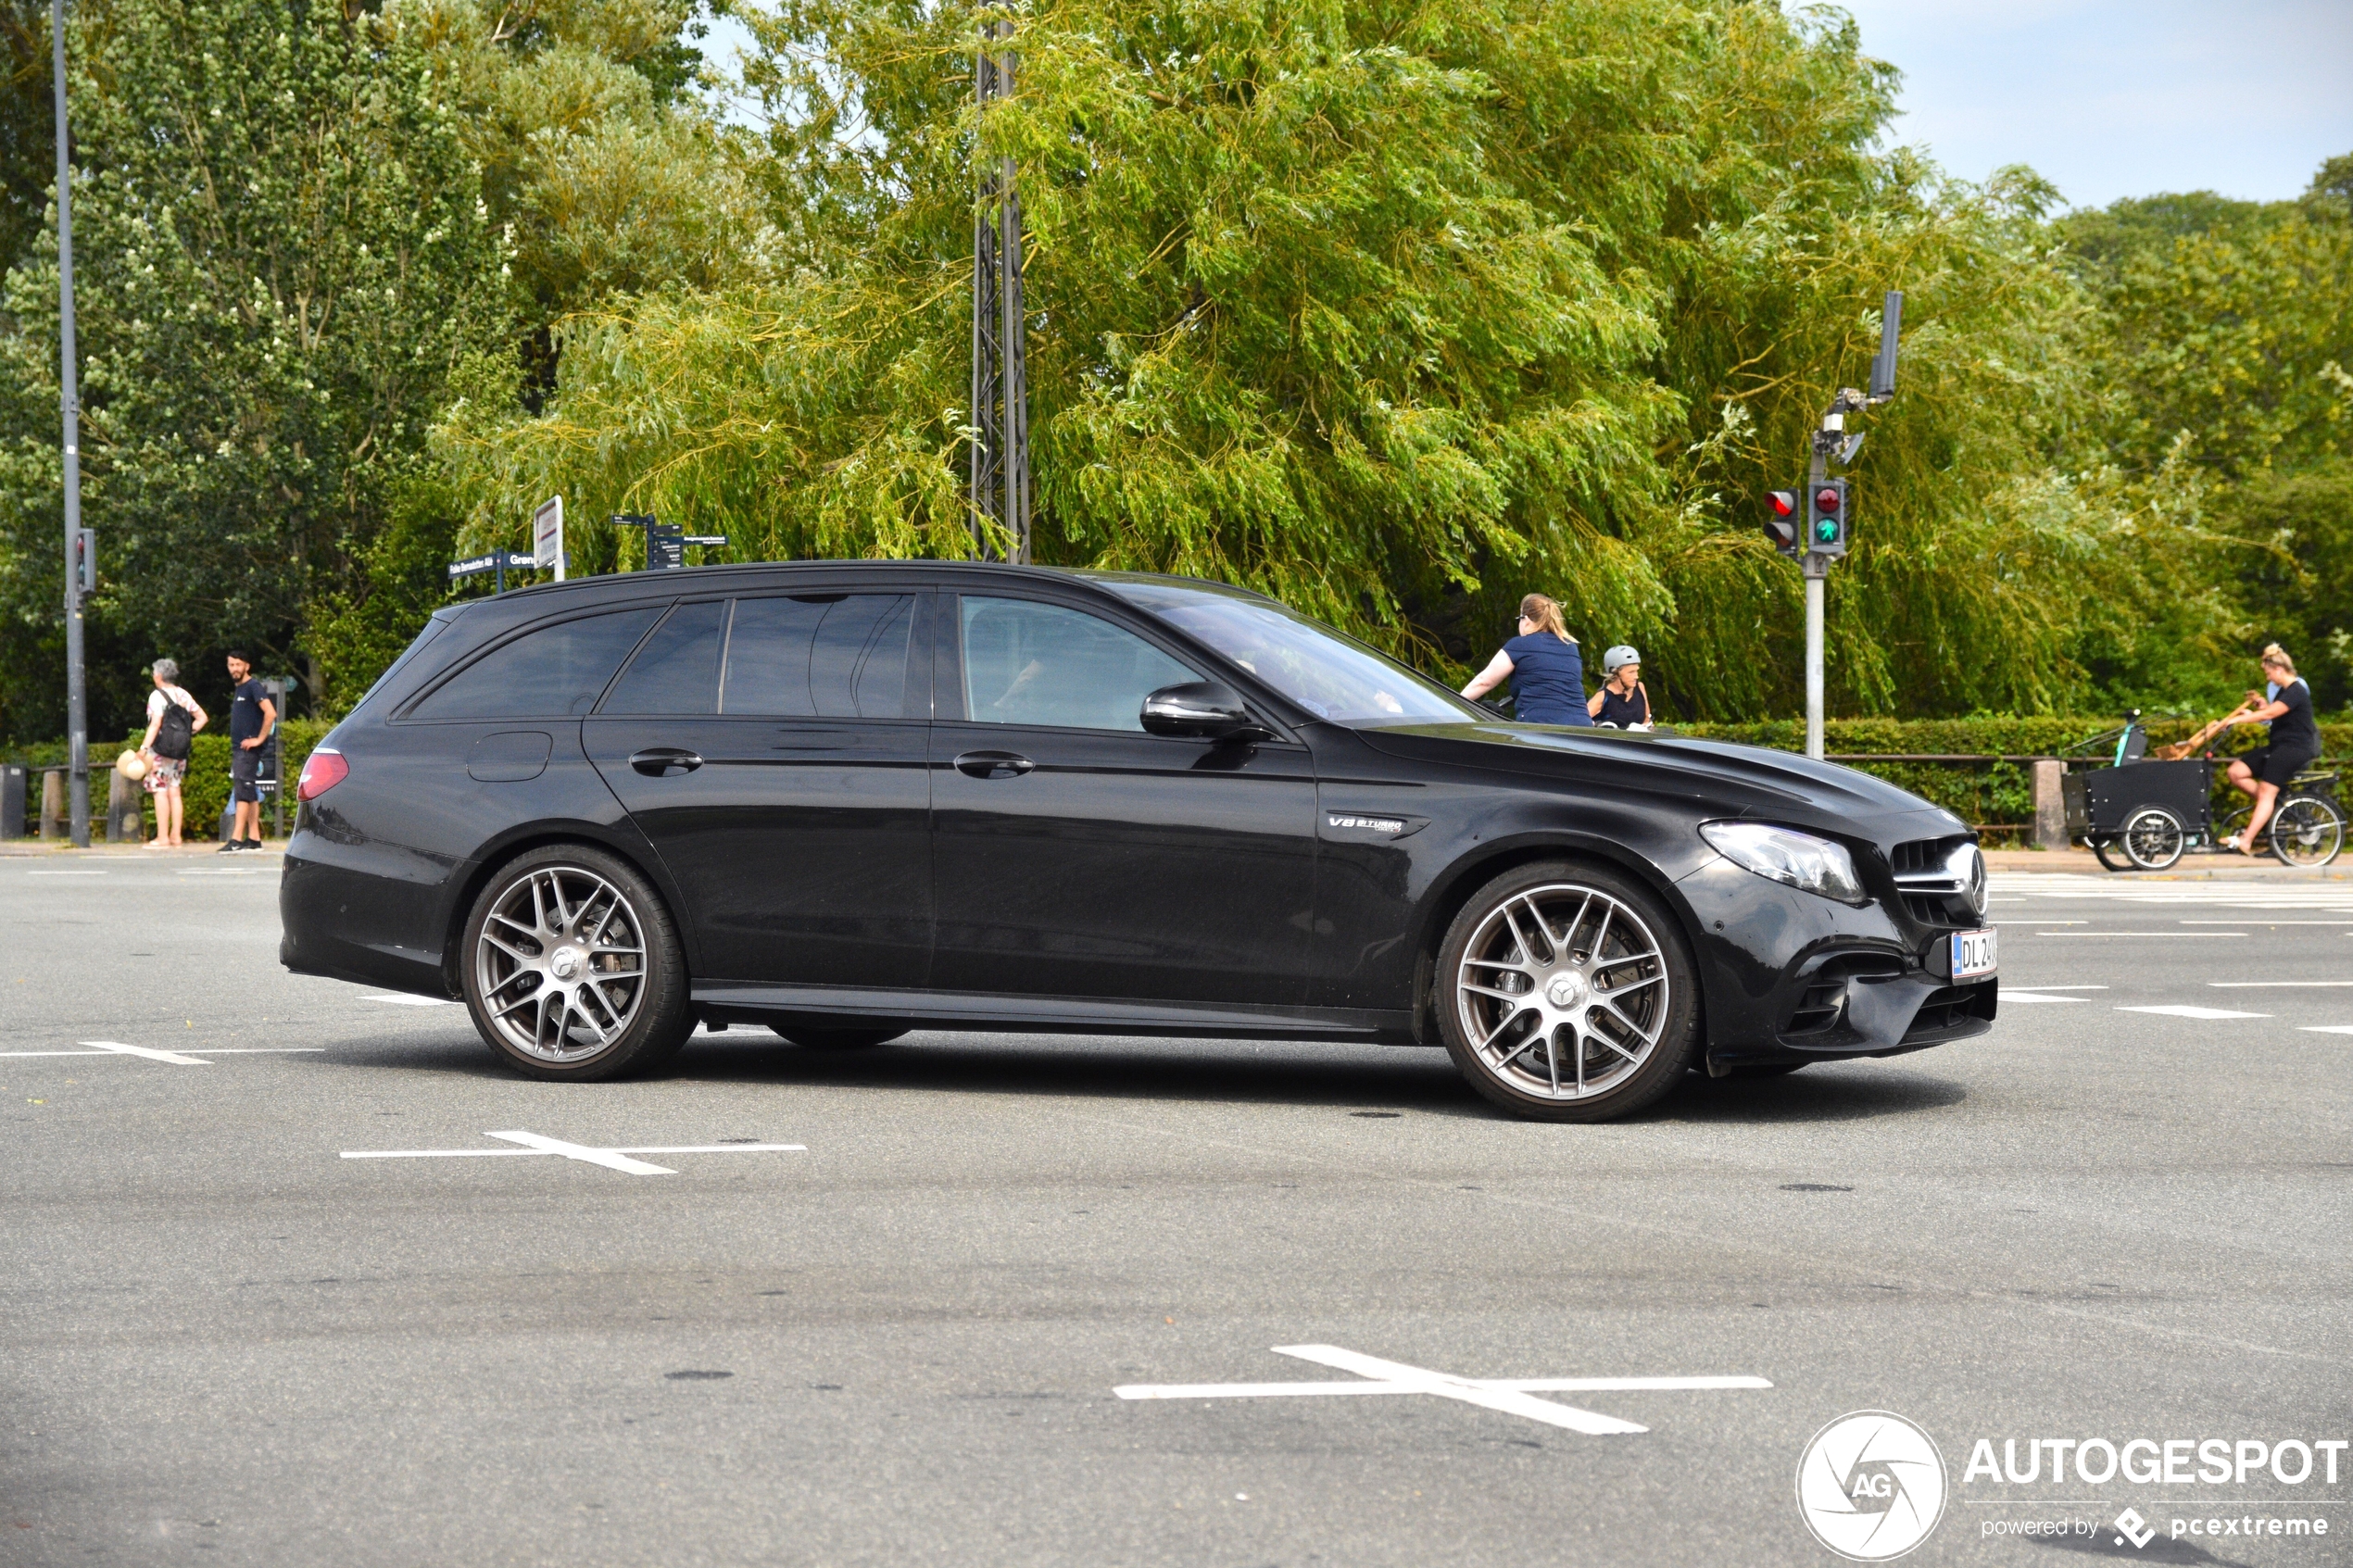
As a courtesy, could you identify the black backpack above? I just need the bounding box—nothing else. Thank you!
[154,692,195,759]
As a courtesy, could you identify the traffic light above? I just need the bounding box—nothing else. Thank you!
[1764,490,1801,555]
[1807,479,1850,556]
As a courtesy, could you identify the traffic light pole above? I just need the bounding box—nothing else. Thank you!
[1804,554,1827,761]
[53,0,88,847]
[1764,293,1903,764]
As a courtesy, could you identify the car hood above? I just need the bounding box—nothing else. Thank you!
[1349,722,1968,848]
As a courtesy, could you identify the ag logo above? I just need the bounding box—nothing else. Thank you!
[1795,1410,1948,1561]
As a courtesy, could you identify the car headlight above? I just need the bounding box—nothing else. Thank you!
[1699,822,1868,904]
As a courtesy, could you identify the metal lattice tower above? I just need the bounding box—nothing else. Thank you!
[969,18,1029,564]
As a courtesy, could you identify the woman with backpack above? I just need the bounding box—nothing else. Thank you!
[139,659,208,847]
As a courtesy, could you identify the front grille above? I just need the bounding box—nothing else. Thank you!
[1891,834,1983,930]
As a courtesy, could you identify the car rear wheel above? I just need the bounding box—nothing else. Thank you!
[768,1022,909,1049]
[1436,860,1701,1123]
[461,845,692,1081]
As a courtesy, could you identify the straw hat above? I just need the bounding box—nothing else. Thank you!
[116,748,148,781]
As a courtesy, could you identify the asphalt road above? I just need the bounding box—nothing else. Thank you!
[4,857,2348,1567]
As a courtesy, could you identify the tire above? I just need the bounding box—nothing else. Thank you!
[2270,795,2344,868]
[460,844,693,1081]
[2119,807,2184,871]
[768,1022,909,1049]
[1435,859,1702,1123]
[2091,836,2132,872]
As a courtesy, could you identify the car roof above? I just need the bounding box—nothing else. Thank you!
[455,559,1273,611]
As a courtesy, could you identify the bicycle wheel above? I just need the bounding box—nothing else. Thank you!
[2269,795,2344,868]
[2091,836,2132,872]
[2120,807,2185,871]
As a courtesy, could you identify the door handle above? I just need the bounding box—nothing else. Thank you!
[627,747,704,777]
[953,749,1035,780]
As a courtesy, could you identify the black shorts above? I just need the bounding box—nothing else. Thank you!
[2239,745,2318,789]
[230,745,262,803]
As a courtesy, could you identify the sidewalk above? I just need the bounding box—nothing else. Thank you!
[1982,847,2353,879]
[0,839,284,860]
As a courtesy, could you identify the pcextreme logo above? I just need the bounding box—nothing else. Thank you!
[1795,1411,1949,1562]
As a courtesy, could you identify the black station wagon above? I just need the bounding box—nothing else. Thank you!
[281,561,1997,1121]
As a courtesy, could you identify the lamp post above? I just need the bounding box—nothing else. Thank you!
[52,0,87,846]
[969,14,1029,564]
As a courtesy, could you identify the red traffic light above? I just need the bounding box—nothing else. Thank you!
[1815,486,1842,513]
[1768,491,1798,519]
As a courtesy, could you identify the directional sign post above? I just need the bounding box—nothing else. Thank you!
[447,551,537,594]
[612,513,726,571]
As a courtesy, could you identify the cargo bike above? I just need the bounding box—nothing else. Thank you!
[2059,713,2344,872]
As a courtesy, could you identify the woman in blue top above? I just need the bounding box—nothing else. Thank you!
[1460,594,1591,725]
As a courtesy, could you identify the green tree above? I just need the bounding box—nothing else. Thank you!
[0,0,507,737]
[446,0,2205,724]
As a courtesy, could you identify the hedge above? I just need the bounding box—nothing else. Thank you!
[1672,717,2347,837]
[12,720,331,840]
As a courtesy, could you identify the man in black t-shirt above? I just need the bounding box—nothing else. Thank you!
[2222,646,2321,854]
[221,649,276,852]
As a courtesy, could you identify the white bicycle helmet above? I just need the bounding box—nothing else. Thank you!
[1602,645,1641,676]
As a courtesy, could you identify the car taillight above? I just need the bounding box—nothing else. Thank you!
[298,748,348,801]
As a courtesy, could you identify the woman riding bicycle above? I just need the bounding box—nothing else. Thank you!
[2221,644,2320,854]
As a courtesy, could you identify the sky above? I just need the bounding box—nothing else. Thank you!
[696,3,2353,214]
[1832,0,2353,210]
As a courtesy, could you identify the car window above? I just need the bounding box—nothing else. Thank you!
[1102,580,1480,725]
[409,607,661,720]
[599,600,726,716]
[723,594,917,719]
[959,596,1198,732]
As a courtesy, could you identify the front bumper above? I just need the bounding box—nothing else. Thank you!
[1674,854,1995,1069]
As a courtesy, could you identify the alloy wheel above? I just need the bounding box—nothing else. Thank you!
[1454,883,1671,1101]
[472,865,649,1063]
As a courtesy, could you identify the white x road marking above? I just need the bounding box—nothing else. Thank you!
[1115,1345,1771,1435]
[339,1129,806,1176]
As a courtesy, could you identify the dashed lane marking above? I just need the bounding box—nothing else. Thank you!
[2116,1006,2271,1021]
[1116,1345,1770,1436]
[361,994,457,1007]
[0,1043,325,1062]
[339,1129,806,1177]
[2000,992,2084,1003]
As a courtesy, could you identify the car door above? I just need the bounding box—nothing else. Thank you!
[928,592,1317,1006]
[584,589,932,987]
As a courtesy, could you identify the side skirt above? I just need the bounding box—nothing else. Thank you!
[692,982,1418,1044]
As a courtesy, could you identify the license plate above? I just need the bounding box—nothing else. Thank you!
[1951,928,1997,980]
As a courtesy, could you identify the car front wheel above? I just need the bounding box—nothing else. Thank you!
[461,845,693,1081]
[1436,860,1701,1122]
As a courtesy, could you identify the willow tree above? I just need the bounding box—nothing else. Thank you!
[442,0,2216,720]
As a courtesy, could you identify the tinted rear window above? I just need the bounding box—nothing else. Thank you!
[599,601,725,716]
[723,595,916,718]
[409,608,661,720]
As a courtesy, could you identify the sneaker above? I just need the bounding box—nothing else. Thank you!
[217,838,241,852]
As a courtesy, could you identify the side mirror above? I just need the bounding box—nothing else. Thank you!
[1140,682,1273,742]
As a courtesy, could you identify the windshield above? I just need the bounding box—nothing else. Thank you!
[1102,580,1482,726]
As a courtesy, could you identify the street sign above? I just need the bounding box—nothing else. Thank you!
[447,551,536,579]
[647,523,685,571]
[447,551,538,595]
[532,496,564,579]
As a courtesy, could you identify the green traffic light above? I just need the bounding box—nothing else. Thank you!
[1816,520,1837,543]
